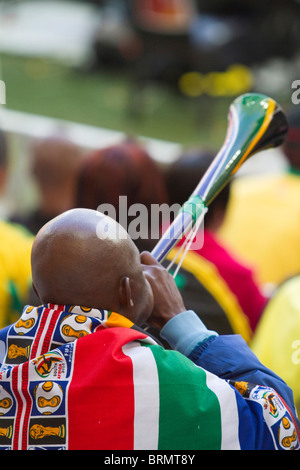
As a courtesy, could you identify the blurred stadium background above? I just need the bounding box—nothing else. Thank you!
[0,0,300,216]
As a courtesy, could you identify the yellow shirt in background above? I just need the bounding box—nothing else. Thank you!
[219,172,300,286]
[251,276,300,416]
[0,220,33,328]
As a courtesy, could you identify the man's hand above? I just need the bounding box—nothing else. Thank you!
[141,251,186,330]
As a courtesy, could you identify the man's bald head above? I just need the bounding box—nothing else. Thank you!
[31,208,154,324]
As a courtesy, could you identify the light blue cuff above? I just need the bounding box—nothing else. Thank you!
[160,310,218,357]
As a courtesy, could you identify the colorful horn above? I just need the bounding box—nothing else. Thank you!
[152,93,288,262]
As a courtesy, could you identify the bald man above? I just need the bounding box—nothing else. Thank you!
[0,208,299,450]
[31,209,156,326]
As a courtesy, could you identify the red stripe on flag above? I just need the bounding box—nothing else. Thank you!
[12,366,22,450]
[41,306,64,355]
[30,307,50,359]
[11,362,31,450]
[68,328,147,450]
[30,306,63,359]
[20,362,31,450]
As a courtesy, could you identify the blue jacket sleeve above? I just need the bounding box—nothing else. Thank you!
[161,311,300,449]
[189,334,296,409]
[161,310,296,410]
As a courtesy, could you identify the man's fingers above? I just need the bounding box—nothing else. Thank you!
[140,251,161,267]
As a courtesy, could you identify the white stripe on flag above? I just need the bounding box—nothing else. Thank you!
[122,342,160,450]
[205,370,241,450]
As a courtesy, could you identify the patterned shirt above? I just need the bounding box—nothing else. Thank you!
[0,304,298,450]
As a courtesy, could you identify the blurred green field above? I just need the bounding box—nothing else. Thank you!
[0,52,293,216]
[0,53,234,150]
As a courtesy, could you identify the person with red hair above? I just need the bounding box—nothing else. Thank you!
[76,139,168,251]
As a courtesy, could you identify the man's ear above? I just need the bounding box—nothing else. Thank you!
[119,277,134,309]
[32,283,40,300]
[30,282,42,305]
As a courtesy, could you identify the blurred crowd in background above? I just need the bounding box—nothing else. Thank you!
[0,0,300,416]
